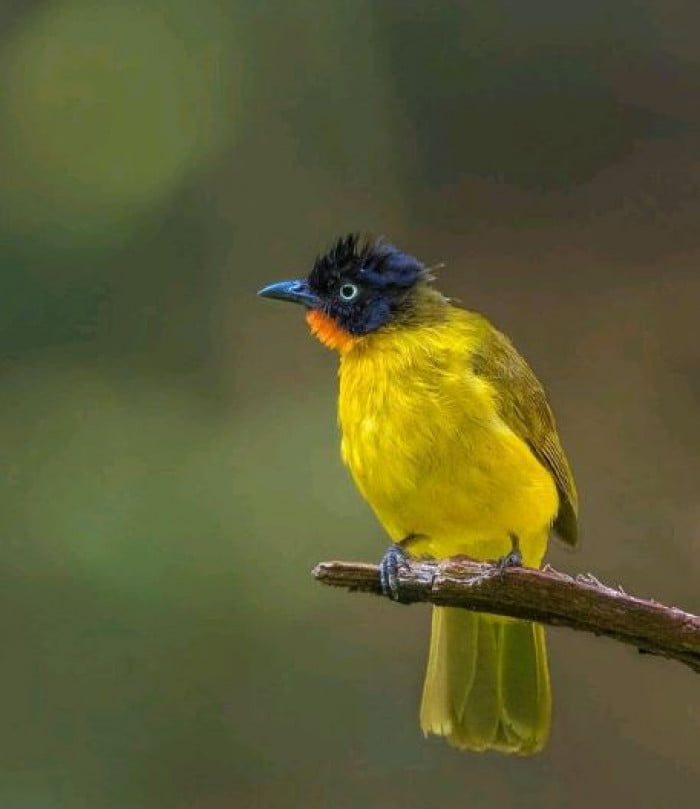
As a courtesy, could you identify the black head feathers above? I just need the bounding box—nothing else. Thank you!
[259,234,439,339]
[308,234,428,295]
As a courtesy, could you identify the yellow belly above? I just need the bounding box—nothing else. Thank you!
[338,322,558,567]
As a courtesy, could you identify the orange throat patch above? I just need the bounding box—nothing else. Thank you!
[306,310,357,352]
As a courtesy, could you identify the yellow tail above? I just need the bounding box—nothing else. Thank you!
[420,607,551,755]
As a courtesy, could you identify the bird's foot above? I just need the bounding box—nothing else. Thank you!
[379,543,411,602]
[492,534,523,573]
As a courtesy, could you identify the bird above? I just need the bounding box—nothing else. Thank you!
[258,234,578,754]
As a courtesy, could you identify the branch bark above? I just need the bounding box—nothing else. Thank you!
[312,558,700,673]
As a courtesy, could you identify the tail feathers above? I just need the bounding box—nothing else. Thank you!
[419,607,551,755]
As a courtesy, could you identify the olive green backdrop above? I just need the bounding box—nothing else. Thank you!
[0,1,698,807]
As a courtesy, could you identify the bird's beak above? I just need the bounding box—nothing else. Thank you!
[257,279,320,308]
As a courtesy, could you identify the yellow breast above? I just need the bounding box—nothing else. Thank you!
[337,309,558,566]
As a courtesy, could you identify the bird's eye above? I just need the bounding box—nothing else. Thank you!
[338,283,360,302]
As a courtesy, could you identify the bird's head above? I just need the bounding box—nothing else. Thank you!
[258,234,437,351]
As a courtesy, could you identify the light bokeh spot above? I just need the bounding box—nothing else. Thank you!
[0,0,234,244]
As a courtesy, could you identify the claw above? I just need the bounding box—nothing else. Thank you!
[493,533,523,572]
[379,543,411,601]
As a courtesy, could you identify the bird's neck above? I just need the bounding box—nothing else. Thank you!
[337,301,464,410]
[324,285,450,357]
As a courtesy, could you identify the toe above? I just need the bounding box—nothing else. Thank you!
[379,544,410,600]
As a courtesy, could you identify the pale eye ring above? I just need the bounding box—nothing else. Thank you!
[338,283,360,302]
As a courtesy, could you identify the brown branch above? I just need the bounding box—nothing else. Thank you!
[312,558,700,673]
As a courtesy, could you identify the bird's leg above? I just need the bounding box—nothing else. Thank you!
[494,533,523,571]
[462,535,523,587]
[379,545,409,600]
[379,533,426,602]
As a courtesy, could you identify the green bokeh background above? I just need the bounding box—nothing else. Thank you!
[0,1,698,807]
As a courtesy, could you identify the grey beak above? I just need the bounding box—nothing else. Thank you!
[257,279,320,308]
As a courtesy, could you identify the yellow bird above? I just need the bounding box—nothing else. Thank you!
[259,234,578,754]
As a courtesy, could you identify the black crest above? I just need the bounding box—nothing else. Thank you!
[308,234,427,293]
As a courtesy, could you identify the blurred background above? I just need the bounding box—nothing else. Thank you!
[0,1,698,807]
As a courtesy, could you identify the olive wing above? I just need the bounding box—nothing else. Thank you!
[472,326,579,546]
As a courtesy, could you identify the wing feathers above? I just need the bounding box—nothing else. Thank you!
[472,324,579,546]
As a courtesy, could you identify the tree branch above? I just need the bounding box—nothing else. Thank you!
[312,558,700,673]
